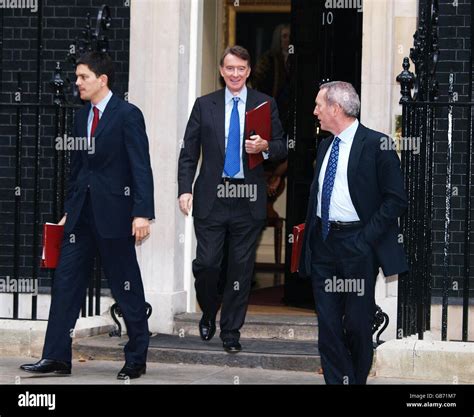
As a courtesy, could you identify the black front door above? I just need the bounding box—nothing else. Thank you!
[284,0,363,307]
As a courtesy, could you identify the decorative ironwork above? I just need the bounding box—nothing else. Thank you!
[396,0,472,342]
[109,302,153,337]
[372,304,389,347]
[67,4,112,63]
[396,57,414,104]
[0,4,114,320]
[63,4,112,102]
[372,305,390,348]
[50,62,65,106]
[409,0,439,102]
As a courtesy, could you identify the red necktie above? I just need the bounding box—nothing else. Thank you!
[90,106,100,137]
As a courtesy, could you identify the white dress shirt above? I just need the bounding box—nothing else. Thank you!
[223,86,247,179]
[316,119,360,221]
[87,90,113,145]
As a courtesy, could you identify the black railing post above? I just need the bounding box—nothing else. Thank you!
[462,103,472,342]
[50,61,65,221]
[396,57,414,338]
[396,0,440,340]
[425,103,435,333]
[31,0,44,321]
[13,73,23,320]
[441,73,455,341]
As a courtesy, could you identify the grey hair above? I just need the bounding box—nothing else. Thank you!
[320,81,360,118]
[270,23,290,55]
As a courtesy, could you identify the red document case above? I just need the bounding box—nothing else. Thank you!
[245,101,271,169]
[290,223,306,273]
[41,223,64,269]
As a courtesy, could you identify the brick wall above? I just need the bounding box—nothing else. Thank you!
[431,0,473,299]
[0,0,130,294]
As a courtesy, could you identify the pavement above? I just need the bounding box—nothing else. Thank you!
[0,357,450,385]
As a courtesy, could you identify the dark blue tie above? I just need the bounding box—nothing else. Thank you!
[223,97,240,177]
[321,136,341,240]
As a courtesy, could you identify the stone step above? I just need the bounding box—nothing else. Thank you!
[73,333,321,372]
[173,313,318,341]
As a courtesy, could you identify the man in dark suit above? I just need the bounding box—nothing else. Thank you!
[178,45,287,353]
[298,81,408,384]
[20,52,154,380]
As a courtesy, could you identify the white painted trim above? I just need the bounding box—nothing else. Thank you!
[184,0,203,312]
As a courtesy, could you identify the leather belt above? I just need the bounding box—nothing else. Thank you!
[329,220,362,230]
[221,177,245,184]
[315,217,362,230]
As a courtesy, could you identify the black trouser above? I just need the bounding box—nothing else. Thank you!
[310,219,378,385]
[193,195,265,342]
[42,191,149,366]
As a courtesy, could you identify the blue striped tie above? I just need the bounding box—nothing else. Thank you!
[223,97,240,177]
[321,136,341,240]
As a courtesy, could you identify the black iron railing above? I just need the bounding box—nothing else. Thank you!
[396,0,472,342]
[0,3,113,320]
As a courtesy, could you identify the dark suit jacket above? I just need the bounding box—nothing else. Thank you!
[178,88,287,220]
[298,123,408,277]
[64,93,155,239]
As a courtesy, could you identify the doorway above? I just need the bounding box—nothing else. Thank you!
[199,0,363,310]
[284,0,363,308]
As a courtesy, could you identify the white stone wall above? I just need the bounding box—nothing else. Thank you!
[128,0,205,331]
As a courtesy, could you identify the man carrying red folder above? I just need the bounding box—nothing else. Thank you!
[298,81,408,384]
[178,45,287,353]
[20,52,154,380]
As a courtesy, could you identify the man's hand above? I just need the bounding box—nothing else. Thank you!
[58,215,67,226]
[132,217,150,243]
[179,193,193,216]
[267,175,281,196]
[245,134,269,154]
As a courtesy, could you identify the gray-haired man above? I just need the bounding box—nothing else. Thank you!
[298,81,408,384]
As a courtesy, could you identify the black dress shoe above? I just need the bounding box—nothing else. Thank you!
[199,316,216,341]
[117,362,146,380]
[223,340,242,353]
[20,359,71,375]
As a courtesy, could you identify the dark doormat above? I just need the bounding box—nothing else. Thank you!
[248,285,285,306]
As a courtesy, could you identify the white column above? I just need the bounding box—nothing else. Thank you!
[128,0,203,333]
[360,0,394,133]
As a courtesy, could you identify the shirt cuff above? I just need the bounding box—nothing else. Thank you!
[262,151,269,160]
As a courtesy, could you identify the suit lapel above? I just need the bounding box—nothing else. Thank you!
[347,123,366,213]
[308,123,366,221]
[90,93,119,141]
[314,137,332,184]
[310,136,333,201]
[78,104,90,139]
[243,88,261,174]
[211,89,226,159]
[76,105,90,166]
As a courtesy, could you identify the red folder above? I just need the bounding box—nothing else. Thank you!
[245,101,271,169]
[290,223,305,273]
[41,223,64,269]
